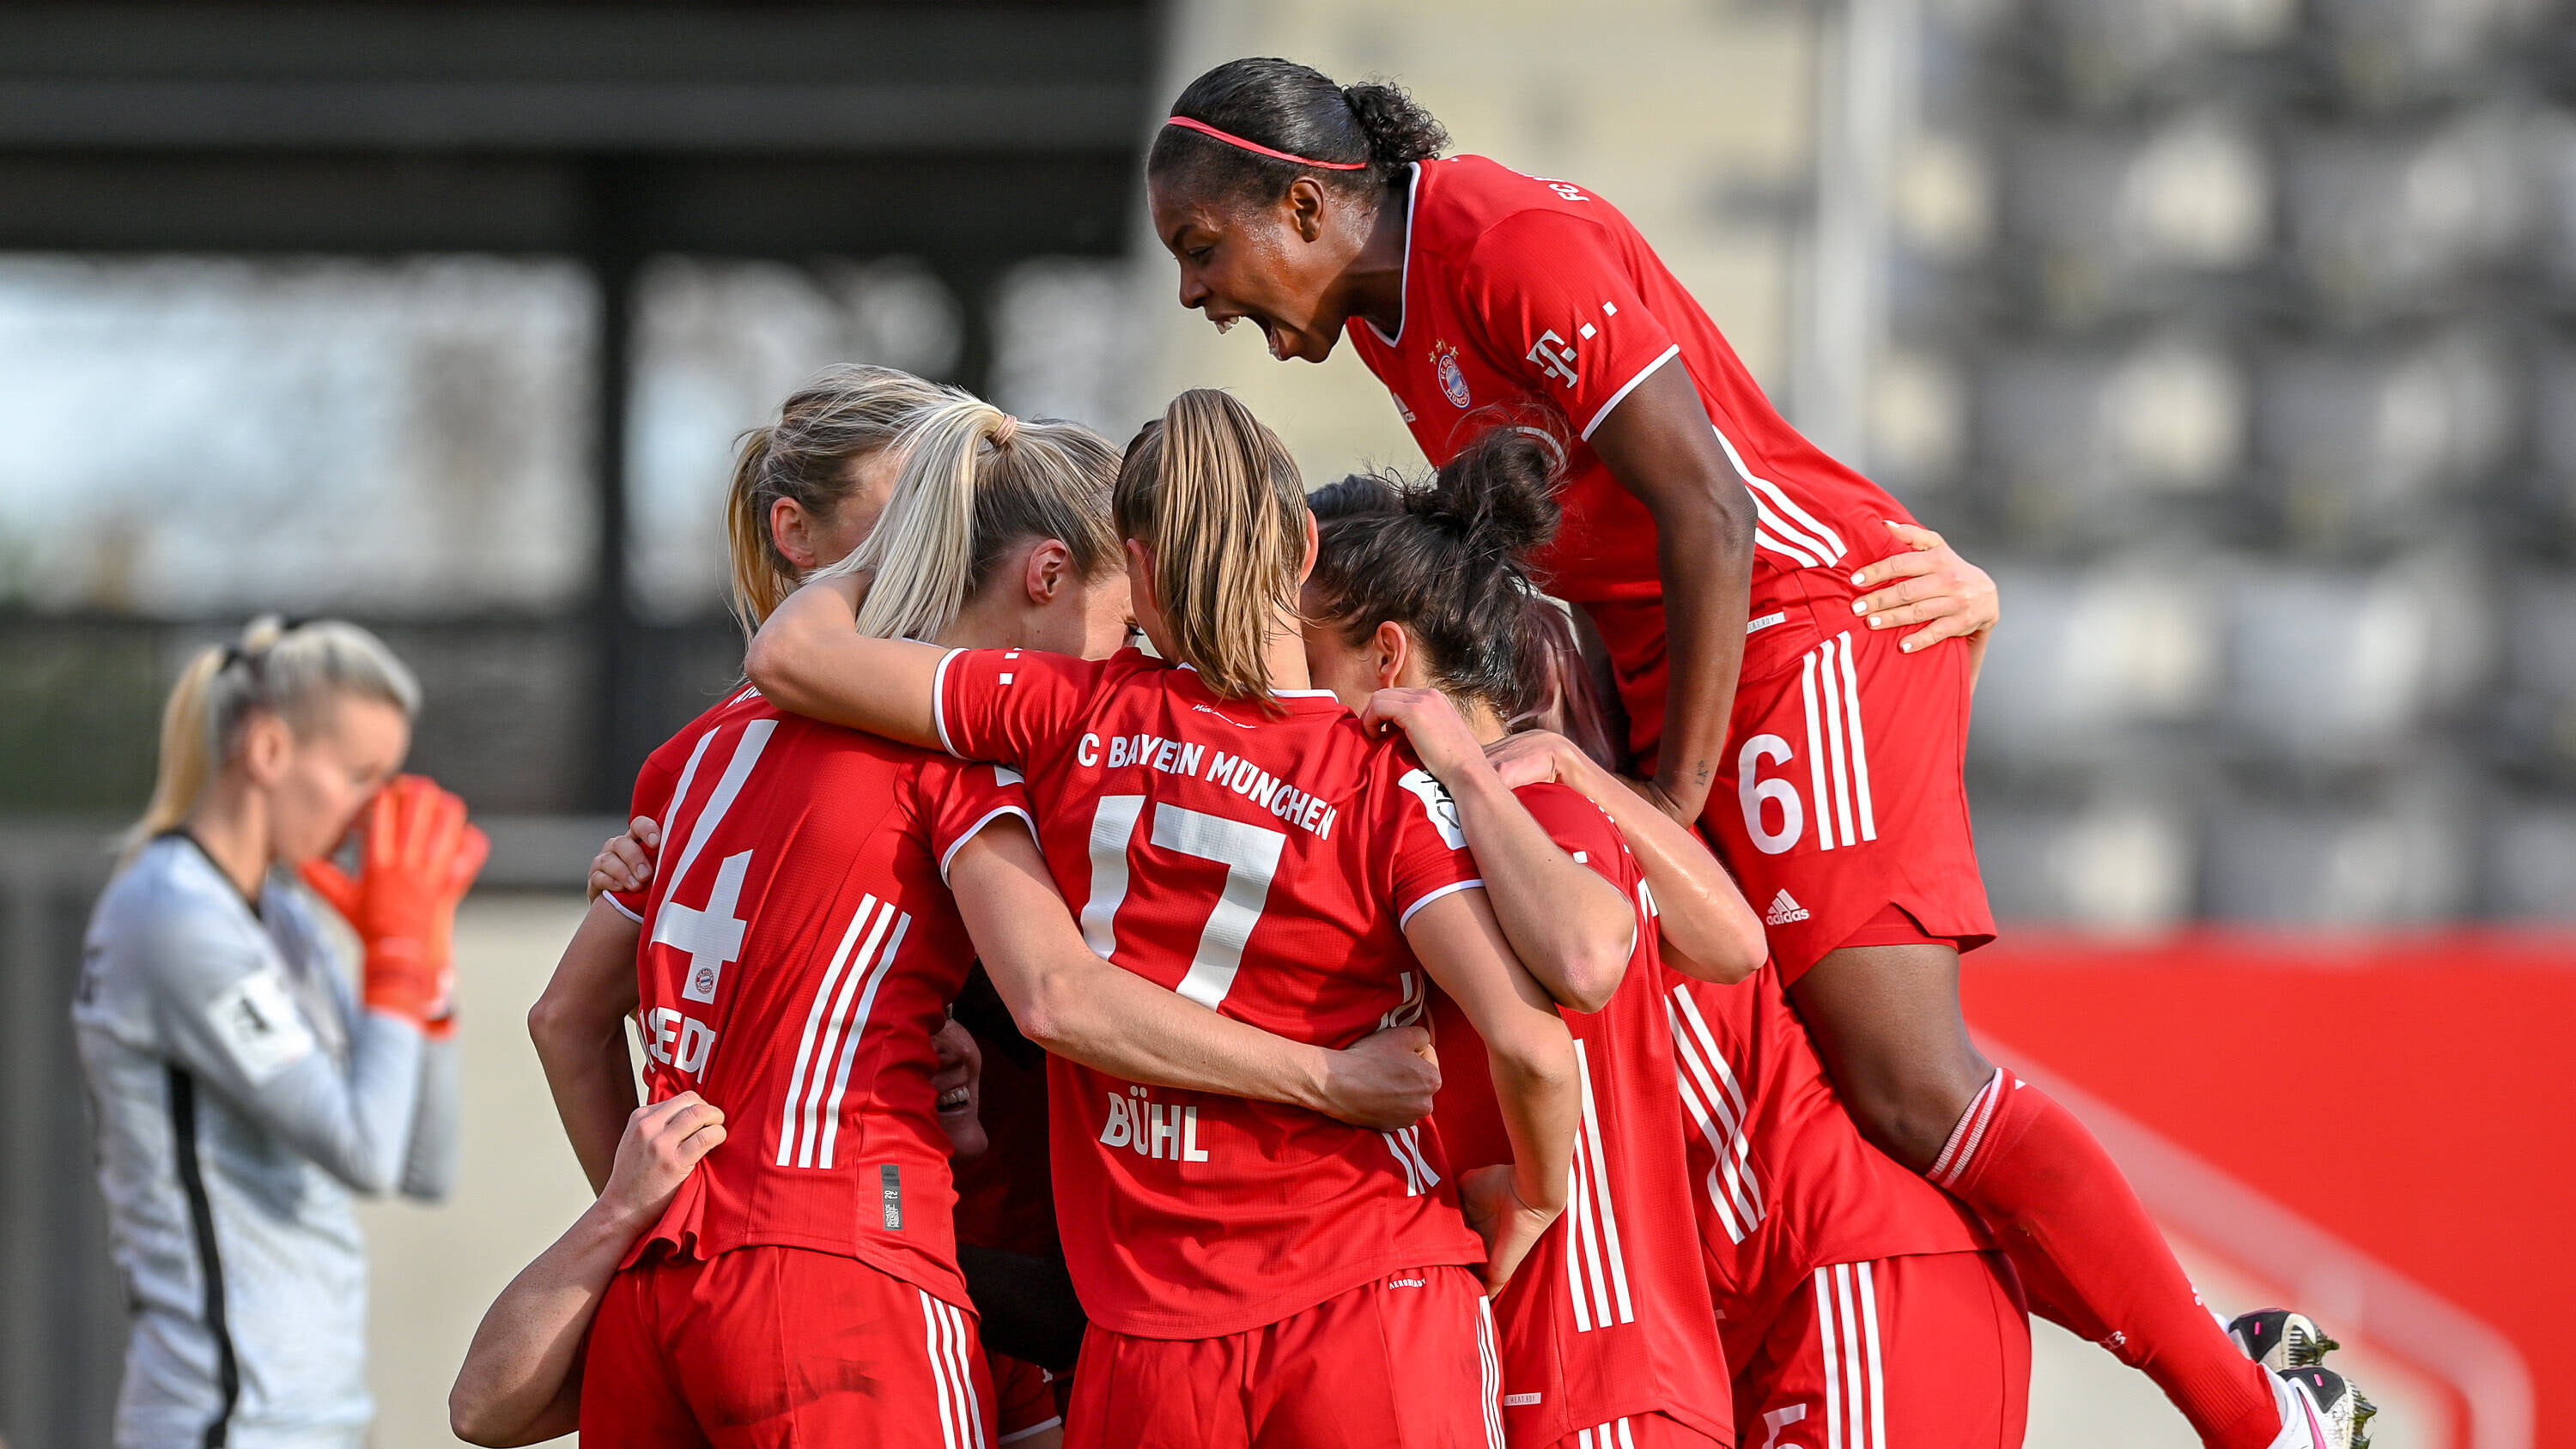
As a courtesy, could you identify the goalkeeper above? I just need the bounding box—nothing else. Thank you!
[76,616,485,1449]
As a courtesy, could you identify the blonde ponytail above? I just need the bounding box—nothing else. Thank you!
[827,395,1121,643]
[119,617,423,867]
[1113,390,1309,700]
[725,364,951,637]
[125,646,229,863]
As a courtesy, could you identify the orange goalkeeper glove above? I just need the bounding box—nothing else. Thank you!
[301,774,489,1037]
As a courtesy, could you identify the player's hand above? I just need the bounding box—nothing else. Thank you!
[301,775,488,1032]
[1459,1164,1562,1295]
[587,816,660,902]
[1315,1024,1440,1131]
[1850,521,1999,656]
[1483,731,1582,793]
[598,1092,726,1233]
[1359,688,1492,785]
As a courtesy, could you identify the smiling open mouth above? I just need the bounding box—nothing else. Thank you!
[937,1085,970,1113]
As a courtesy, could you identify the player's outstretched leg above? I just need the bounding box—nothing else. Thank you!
[1790,943,2288,1449]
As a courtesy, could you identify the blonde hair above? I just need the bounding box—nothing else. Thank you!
[726,364,951,637]
[825,392,1121,643]
[1114,390,1309,700]
[121,616,422,865]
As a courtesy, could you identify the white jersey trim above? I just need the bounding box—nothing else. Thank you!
[1579,343,1681,440]
[939,805,1037,886]
[1364,161,1425,349]
[600,892,644,925]
[1397,876,1485,931]
[932,649,967,757]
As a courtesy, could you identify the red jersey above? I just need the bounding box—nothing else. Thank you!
[1426,785,1733,1448]
[1663,964,1988,1363]
[1346,154,1916,766]
[933,646,1486,1338]
[609,687,1031,1308]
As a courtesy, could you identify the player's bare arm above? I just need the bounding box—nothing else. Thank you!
[949,821,1439,1131]
[1584,361,1756,826]
[1485,729,1765,984]
[1361,686,1636,1012]
[449,1093,726,1447]
[740,571,945,747]
[1401,888,1578,1291]
[526,897,644,1193]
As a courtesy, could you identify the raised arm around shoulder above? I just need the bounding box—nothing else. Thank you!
[1362,690,1634,1013]
[949,822,1438,1131]
[740,571,946,746]
[1487,731,1764,983]
[1401,888,1577,1289]
[526,896,643,1193]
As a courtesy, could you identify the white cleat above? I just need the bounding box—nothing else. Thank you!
[2264,1364,2375,1449]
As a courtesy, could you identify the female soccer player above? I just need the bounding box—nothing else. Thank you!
[1144,57,2365,1449]
[747,388,1599,1449]
[77,616,484,1449]
[1299,430,1750,1449]
[534,391,1455,1447]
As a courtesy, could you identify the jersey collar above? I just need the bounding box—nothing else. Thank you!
[1361,161,1424,350]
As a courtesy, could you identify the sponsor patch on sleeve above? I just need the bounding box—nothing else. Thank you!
[204,969,318,1086]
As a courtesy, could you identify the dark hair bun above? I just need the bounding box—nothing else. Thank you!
[1310,470,1406,523]
[1341,81,1449,167]
[1421,426,1562,561]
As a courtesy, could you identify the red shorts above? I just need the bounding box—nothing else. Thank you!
[988,1351,1066,1445]
[1699,624,1994,981]
[581,1245,999,1448]
[1064,1265,1503,1449]
[1729,1252,2029,1449]
[1541,1410,1725,1448]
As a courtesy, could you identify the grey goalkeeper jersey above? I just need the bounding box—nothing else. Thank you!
[74,834,459,1449]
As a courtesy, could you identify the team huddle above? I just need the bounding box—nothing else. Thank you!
[77,52,2374,1449]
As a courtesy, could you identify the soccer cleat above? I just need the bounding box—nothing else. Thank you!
[2268,1366,2376,1449]
[2230,1308,2341,1372]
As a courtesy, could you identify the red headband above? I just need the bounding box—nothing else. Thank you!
[1163,115,1370,170]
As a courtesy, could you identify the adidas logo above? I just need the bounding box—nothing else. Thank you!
[1765,889,1810,925]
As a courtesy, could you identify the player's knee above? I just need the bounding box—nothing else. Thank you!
[1842,1060,1990,1172]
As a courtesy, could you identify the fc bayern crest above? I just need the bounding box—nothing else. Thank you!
[1433,341,1472,409]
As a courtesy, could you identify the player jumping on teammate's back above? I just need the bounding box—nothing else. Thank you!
[749,388,1598,1449]
[1147,56,2362,1449]
[1301,431,1750,1449]
[534,389,1454,1448]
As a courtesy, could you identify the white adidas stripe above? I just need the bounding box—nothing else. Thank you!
[779,898,913,1170]
[815,909,911,1169]
[1795,634,1879,852]
[1382,1125,1439,1197]
[1571,1041,1634,1327]
[1666,985,1765,1238]
[778,898,876,1167]
[922,1290,962,1449]
[1711,422,1848,568]
[1813,1263,1891,1449]
[1858,1261,1888,1449]
[1477,1296,1507,1449]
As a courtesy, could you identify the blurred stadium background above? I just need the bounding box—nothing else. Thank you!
[0,2,2565,1445]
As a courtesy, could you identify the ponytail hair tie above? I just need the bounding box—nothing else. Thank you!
[990,413,1020,448]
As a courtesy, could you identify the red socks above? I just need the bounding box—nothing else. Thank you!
[1935,1070,2281,1449]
